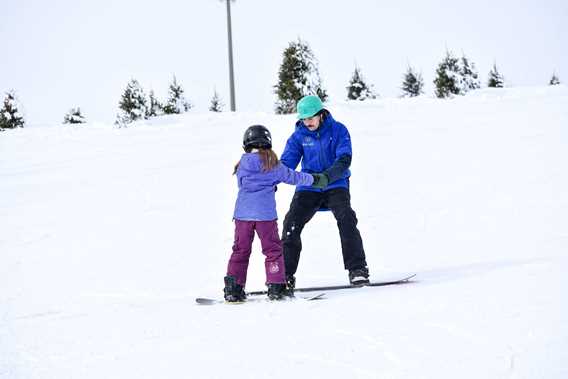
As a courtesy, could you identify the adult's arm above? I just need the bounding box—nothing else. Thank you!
[323,124,353,182]
[280,134,302,170]
[324,154,351,183]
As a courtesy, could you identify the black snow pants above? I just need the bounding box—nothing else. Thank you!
[281,187,367,277]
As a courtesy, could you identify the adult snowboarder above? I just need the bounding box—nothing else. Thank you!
[280,95,370,293]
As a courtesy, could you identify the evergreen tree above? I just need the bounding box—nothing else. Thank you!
[63,107,86,124]
[346,66,377,101]
[209,90,224,112]
[459,55,481,93]
[116,79,148,126]
[434,51,481,98]
[549,72,561,85]
[274,38,328,114]
[433,51,461,98]
[146,90,163,118]
[163,75,191,114]
[0,91,25,130]
[487,63,505,88]
[401,66,424,97]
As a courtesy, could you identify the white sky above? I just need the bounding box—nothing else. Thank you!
[1,0,567,125]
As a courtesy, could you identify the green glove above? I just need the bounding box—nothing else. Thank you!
[311,173,329,189]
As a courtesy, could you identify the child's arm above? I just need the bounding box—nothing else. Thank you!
[274,163,314,186]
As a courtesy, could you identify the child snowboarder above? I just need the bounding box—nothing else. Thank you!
[224,124,327,302]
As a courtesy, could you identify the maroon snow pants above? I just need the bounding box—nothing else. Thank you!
[226,220,285,286]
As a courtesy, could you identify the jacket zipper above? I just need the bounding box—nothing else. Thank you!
[316,131,325,176]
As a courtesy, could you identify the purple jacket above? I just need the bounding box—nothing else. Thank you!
[233,153,314,221]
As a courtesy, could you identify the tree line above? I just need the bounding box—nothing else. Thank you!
[0,38,563,130]
[275,39,561,110]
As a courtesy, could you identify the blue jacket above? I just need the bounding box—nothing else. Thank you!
[233,153,314,221]
[281,111,352,192]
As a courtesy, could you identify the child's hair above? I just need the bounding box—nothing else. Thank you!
[257,148,279,171]
[233,148,280,174]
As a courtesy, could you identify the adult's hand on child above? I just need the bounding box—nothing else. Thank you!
[311,173,329,189]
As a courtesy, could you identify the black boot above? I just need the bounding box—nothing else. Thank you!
[267,283,287,300]
[285,274,296,297]
[223,275,246,302]
[348,267,370,285]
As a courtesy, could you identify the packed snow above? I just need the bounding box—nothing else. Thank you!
[1,86,567,378]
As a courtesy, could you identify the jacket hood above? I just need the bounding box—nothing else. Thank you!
[238,153,263,173]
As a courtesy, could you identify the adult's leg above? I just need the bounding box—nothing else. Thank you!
[324,188,368,271]
[256,220,285,284]
[226,220,256,286]
[281,191,322,277]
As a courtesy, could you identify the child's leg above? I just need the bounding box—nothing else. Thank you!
[255,220,285,284]
[227,220,255,286]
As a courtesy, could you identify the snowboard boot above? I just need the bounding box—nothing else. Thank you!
[285,274,296,297]
[267,283,287,300]
[348,267,370,285]
[223,275,246,303]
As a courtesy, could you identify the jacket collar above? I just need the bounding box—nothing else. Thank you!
[295,111,334,135]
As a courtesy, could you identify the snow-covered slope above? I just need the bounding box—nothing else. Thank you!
[1,86,567,378]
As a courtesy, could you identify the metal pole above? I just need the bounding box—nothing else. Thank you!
[226,0,236,111]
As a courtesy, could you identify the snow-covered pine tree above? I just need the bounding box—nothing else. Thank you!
[209,90,224,112]
[401,66,424,97]
[459,54,481,93]
[346,66,377,101]
[433,51,461,98]
[63,107,86,124]
[146,90,163,118]
[549,72,561,85]
[434,51,481,98]
[115,79,148,126]
[274,38,328,114]
[487,63,505,88]
[0,91,25,130]
[163,76,192,114]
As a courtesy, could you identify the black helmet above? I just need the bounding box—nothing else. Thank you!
[243,124,272,150]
